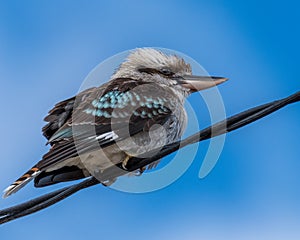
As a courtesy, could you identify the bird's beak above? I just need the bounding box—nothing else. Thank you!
[178,75,228,92]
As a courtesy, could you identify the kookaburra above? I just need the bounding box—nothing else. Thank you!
[3,48,227,198]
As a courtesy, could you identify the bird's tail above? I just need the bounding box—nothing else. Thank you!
[3,166,41,198]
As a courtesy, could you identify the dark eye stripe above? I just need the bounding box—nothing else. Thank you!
[160,68,173,76]
[138,68,159,75]
[138,67,174,77]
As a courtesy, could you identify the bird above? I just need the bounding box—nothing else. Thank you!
[3,48,228,198]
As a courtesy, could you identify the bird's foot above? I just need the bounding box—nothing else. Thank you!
[121,155,132,170]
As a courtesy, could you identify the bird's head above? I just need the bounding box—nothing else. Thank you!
[112,48,228,96]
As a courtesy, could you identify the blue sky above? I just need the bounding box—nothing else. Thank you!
[0,0,300,239]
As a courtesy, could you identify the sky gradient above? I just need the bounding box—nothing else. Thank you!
[1,1,300,239]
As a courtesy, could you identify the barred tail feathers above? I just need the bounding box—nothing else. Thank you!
[3,167,41,198]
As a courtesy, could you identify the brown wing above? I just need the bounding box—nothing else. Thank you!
[42,87,98,144]
[37,78,176,172]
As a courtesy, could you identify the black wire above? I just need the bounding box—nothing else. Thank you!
[0,178,99,224]
[1,91,299,224]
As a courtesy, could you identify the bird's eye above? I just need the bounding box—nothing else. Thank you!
[160,68,174,76]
